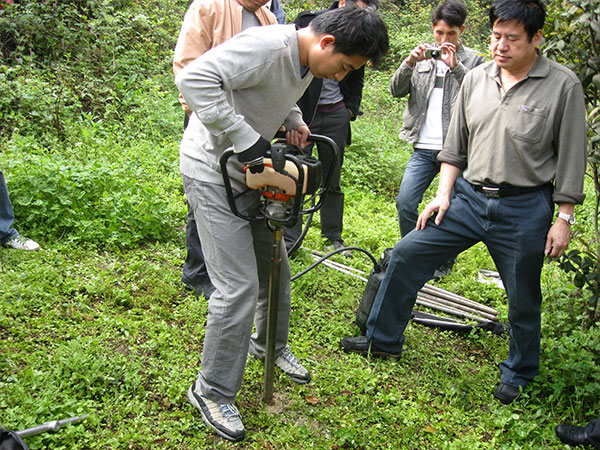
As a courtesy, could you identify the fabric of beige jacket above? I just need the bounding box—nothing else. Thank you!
[173,0,277,113]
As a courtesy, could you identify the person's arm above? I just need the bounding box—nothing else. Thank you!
[342,67,364,119]
[283,104,307,135]
[449,50,486,85]
[173,2,216,114]
[545,81,587,257]
[415,163,461,230]
[176,42,266,154]
[390,44,428,98]
[173,2,214,76]
[545,203,575,258]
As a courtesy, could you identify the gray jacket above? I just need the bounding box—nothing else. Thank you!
[390,44,485,144]
[176,24,310,191]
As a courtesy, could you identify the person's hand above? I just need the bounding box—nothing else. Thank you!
[416,194,451,230]
[405,44,428,67]
[286,125,310,148]
[238,136,270,173]
[439,42,458,69]
[545,219,571,258]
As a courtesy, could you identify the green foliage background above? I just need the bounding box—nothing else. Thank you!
[0,0,599,448]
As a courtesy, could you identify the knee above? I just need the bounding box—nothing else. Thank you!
[396,192,417,216]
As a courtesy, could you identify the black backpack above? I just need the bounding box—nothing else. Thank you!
[0,428,28,450]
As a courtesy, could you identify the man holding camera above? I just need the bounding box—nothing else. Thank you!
[391,0,484,278]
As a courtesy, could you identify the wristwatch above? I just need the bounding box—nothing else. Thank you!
[556,211,576,225]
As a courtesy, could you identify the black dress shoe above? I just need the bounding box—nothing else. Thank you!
[329,240,353,259]
[556,424,592,447]
[493,383,521,404]
[183,279,216,299]
[340,336,401,359]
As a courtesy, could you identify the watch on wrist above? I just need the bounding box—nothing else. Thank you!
[556,211,576,225]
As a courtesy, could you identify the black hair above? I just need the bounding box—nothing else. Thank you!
[432,1,468,28]
[489,0,545,40]
[309,6,389,66]
[347,0,380,10]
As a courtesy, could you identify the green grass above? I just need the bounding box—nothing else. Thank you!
[1,7,599,449]
[2,92,599,448]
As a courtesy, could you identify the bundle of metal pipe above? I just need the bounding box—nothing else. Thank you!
[307,248,499,323]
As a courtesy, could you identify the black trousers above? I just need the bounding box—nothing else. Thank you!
[283,107,350,247]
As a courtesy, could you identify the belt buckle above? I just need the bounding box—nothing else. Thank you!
[482,186,500,198]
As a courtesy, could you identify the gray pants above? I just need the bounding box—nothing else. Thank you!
[182,175,291,404]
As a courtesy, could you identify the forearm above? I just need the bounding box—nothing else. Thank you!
[390,61,413,98]
[436,163,461,199]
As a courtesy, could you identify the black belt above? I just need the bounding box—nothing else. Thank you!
[470,183,551,198]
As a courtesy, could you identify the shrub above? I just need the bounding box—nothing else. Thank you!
[1,151,184,249]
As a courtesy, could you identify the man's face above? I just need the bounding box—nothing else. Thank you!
[309,36,367,81]
[432,19,464,46]
[237,0,269,12]
[490,19,542,72]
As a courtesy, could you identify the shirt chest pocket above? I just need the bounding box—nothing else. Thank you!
[509,104,548,144]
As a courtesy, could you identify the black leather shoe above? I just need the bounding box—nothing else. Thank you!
[184,279,216,299]
[555,424,593,447]
[340,336,401,359]
[493,383,521,404]
[329,240,353,259]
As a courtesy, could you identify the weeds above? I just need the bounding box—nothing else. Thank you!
[1,1,598,449]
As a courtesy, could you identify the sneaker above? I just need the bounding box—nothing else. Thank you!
[274,345,311,384]
[3,235,40,251]
[326,240,353,259]
[187,381,245,442]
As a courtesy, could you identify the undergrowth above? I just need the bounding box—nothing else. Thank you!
[1,0,598,449]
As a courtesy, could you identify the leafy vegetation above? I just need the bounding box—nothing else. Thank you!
[544,0,600,328]
[1,0,599,449]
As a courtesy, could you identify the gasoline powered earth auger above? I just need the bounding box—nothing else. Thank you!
[220,134,338,403]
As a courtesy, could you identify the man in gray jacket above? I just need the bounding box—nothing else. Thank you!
[176,7,388,442]
[391,0,484,277]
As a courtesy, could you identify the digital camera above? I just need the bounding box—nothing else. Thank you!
[425,47,442,59]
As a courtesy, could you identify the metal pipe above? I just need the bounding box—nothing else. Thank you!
[415,296,488,323]
[418,292,498,321]
[309,255,368,282]
[263,228,283,404]
[16,414,89,438]
[308,249,368,276]
[422,284,498,315]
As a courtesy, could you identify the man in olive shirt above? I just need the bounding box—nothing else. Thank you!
[341,0,587,405]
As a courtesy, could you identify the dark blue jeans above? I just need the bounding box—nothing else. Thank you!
[367,177,554,388]
[396,148,442,237]
[0,169,18,245]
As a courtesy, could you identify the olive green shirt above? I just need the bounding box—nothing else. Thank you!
[439,54,587,204]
